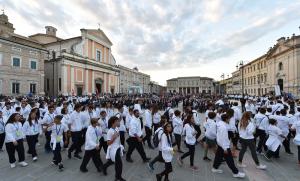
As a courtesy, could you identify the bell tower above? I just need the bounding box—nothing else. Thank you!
[0,11,15,36]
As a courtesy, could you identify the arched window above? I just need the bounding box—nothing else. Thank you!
[278,62,283,71]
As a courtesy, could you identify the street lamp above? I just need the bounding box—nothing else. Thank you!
[220,73,225,95]
[239,61,244,97]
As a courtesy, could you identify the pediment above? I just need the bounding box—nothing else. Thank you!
[86,29,113,46]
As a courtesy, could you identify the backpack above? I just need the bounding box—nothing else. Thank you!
[163,108,170,121]
[153,128,163,148]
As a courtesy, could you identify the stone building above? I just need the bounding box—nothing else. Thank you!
[118,65,150,94]
[266,36,300,97]
[149,81,165,95]
[241,55,268,96]
[228,31,300,97]
[231,69,241,94]
[30,26,119,96]
[166,76,214,94]
[0,13,47,96]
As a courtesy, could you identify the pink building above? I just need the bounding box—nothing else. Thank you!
[30,26,119,96]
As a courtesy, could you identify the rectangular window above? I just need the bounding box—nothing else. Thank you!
[96,50,102,62]
[30,60,37,70]
[30,83,36,94]
[59,78,62,91]
[12,82,20,94]
[12,57,21,67]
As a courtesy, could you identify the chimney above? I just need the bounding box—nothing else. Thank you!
[45,26,57,36]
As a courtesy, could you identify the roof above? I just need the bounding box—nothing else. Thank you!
[242,35,300,67]
[167,76,214,81]
[242,54,267,67]
[83,29,113,46]
[29,33,63,41]
[0,33,46,51]
[43,36,81,45]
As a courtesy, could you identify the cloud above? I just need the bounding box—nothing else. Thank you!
[2,0,300,84]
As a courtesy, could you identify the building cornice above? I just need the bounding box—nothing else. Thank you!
[0,37,48,52]
[50,52,119,73]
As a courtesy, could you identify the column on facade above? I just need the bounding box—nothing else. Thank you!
[108,73,111,93]
[62,66,68,95]
[103,73,107,93]
[70,66,75,95]
[40,73,45,95]
[92,41,94,59]
[85,69,89,94]
[91,70,95,94]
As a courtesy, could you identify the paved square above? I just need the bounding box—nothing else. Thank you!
[0,113,299,181]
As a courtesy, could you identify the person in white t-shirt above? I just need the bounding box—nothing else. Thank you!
[23,110,41,161]
[177,114,198,171]
[237,112,266,170]
[48,115,68,171]
[126,110,151,163]
[61,108,70,149]
[0,110,7,151]
[264,118,286,160]
[203,112,217,161]
[68,103,83,159]
[99,110,109,154]
[80,118,103,173]
[148,119,167,172]
[172,110,183,153]
[212,114,245,178]
[156,122,174,181]
[291,119,300,164]
[41,105,55,152]
[103,116,125,181]
[5,113,28,168]
[143,104,154,149]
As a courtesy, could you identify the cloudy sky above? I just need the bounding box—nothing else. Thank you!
[2,0,300,85]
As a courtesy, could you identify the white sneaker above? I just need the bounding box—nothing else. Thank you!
[18,161,28,167]
[237,163,247,168]
[256,164,267,170]
[10,163,16,168]
[211,168,223,174]
[33,157,38,161]
[233,172,245,178]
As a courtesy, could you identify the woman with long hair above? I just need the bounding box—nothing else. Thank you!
[177,114,198,171]
[238,111,266,170]
[5,113,28,168]
[156,122,174,181]
[23,110,40,161]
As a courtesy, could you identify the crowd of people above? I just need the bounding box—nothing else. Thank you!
[0,93,300,181]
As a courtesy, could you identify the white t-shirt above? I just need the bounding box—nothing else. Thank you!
[204,119,217,140]
[106,127,123,162]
